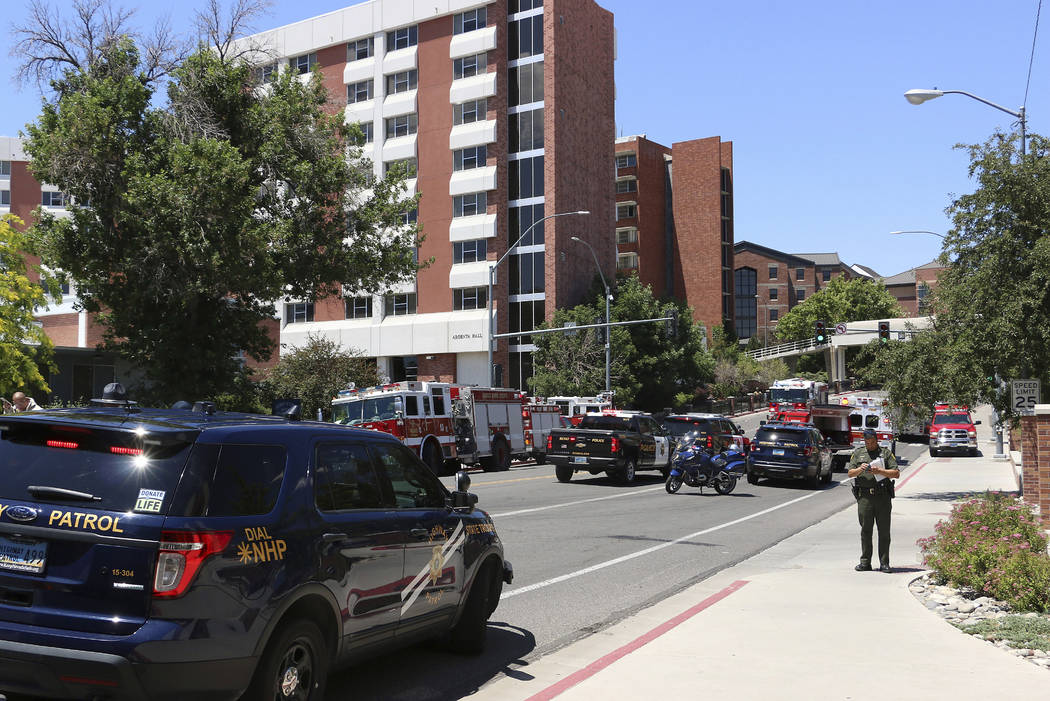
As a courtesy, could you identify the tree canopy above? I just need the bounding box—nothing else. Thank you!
[774,276,905,342]
[0,216,61,399]
[21,4,420,402]
[529,274,714,411]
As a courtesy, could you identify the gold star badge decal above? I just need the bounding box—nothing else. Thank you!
[237,542,253,564]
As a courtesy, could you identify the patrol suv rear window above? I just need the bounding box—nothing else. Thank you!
[0,422,193,512]
[755,429,807,444]
[169,444,286,517]
[578,415,632,431]
[662,418,714,438]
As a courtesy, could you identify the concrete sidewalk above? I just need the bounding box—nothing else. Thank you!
[477,452,1048,701]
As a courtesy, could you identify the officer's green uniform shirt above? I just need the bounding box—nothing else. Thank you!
[847,445,898,488]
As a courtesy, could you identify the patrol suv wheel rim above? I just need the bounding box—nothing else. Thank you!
[277,641,313,699]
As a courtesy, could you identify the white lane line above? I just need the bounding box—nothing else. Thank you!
[499,489,823,599]
[489,487,665,518]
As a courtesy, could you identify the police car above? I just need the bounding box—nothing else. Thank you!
[0,400,512,700]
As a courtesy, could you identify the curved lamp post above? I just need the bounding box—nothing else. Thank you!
[890,229,945,239]
[487,209,589,386]
[570,236,611,392]
[904,88,1026,156]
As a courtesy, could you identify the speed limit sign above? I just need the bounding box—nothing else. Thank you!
[1012,380,1040,415]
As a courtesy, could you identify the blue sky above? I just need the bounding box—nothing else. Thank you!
[2,0,1043,277]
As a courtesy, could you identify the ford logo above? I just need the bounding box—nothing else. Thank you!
[7,506,39,523]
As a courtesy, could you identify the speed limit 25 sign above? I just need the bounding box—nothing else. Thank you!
[1012,379,1041,414]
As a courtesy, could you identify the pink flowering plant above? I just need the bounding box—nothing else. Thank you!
[917,492,1050,612]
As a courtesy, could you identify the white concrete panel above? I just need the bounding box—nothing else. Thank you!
[448,312,488,353]
[341,5,376,40]
[344,100,377,125]
[382,91,417,118]
[377,318,416,356]
[449,214,497,241]
[338,324,378,356]
[344,58,376,84]
[382,135,417,162]
[311,17,344,49]
[283,23,313,56]
[449,119,497,149]
[0,137,26,161]
[383,46,418,74]
[456,352,488,386]
[449,166,496,196]
[449,25,497,58]
[386,279,417,295]
[381,0,416,28]
[449,72,498,103]
[449,261,490,289]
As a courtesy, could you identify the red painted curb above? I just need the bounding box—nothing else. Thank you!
[524,580,749,701]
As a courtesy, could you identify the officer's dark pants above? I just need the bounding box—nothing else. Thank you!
[857,493,892,567]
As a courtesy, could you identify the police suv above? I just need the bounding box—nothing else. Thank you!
[0,402,512,700]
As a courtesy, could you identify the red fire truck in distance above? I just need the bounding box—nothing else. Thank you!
[766,378,829,421]
[332,381,542,474]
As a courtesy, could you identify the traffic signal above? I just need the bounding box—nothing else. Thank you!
[665,307,679,338]
[878,321,890,343]
[814,320,827,343]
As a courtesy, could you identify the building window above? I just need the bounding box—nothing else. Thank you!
[390,356,418,382]
[453,145,487,171]
[347,37,374,62]
[453,287,487,311]
[41,191,66,208]
[616,228,638,244]
[770,308,779,322]
[286,302,314,323]
[509,251,544,294]
[253,62,277,83]
[453,53,486,80]
[345,296,373,319]
[508,155,543,199]
[509,203,544,245]
[385,70,417,94]
[918,283,930,313]
[509,14,543,59]
[453,192,487,218]
[384,293,417,316]
[796,267,805,281]
[384,158,417,177]
[769,287,778,301]
[400,208,418,226]
[509,61,543,106]
[350,121,373,144]
[0,190,9,206]
[822,268,832,282]
[616,203,636,220]
[292,52,317,75]
[0,161,10,176]
[796,289,805,302]
[508,299,545,346]
[615,153,636,169]
[347,79,373,104]
[509,107,543,152]
[510,0,544,12]
[385,113,418,139]
[615,179,637,194]
[734,267,757,339]
[454,99,487,125]
[617,253,639,270]
[386,26,418,51]
[454,8,487,34]
[453,239,487,264]
[768,264,778,280]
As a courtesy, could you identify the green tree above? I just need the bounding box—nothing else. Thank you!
[530,274,713,411]
[21,7,419,403]
[774,276,905,342]
[260,334,381,421]
[0,216,61,398]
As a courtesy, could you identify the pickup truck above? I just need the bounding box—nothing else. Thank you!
[546,411,672,484]
[929,404,980,456]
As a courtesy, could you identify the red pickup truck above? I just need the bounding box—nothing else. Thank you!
[928,404,980,457]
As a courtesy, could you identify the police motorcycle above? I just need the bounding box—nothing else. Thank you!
[665,432,748,495]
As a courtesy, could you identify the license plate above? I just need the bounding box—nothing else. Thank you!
[0,535,47,574]
[573,456,588,464]
[772,449,784,456]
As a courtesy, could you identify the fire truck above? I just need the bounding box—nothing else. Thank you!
[522,399,563,464]
[548,393,614,426]
[767,378,829,420]
[839,395,896,454]
[331,381,531,474]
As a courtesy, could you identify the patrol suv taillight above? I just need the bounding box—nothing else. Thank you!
[610,437,620,453]
[153,530,232,598]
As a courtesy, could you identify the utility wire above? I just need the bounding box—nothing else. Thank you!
[1024,0,1042,110]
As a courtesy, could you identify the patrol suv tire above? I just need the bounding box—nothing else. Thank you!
[555,465,573,482]
[448,561,497,654]
[247,619,329,701]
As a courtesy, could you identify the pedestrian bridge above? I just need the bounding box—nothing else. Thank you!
[745,317,933,384]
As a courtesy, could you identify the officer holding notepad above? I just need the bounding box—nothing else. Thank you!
[847,428,899,572]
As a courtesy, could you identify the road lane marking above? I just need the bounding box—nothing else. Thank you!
[500,489,823,599]
[524,580,749,701]
[490,487,664,518]
[467,475,556,487]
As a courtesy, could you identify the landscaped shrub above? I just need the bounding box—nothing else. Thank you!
[918,491,1050,612]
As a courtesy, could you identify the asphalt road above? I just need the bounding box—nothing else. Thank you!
[327,420,928,700]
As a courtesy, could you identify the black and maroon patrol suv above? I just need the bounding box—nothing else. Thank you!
[0,402,511,700]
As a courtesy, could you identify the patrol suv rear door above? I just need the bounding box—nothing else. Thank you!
[0,417,196,635]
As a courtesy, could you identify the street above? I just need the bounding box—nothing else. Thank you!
[327,427,929,700]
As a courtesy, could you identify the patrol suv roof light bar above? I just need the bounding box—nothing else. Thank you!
[487,210,589,386]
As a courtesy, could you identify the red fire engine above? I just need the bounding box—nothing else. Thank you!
[332,381,545,474]
[766,378,829,421]
[522,399,563,463]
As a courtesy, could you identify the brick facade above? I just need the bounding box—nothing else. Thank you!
[1020,407,1050,526]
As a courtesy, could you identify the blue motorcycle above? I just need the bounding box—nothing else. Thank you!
[665,435,748,495]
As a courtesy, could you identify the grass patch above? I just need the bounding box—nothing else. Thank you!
[955,614,1050,651]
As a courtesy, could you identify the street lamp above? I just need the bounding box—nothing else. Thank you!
[890,229,945,239]
[570,236,612,392]
[904,88,1027,156]
[487,209,589,386]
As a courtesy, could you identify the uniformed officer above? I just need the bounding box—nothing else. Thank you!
[846,427,900,572]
